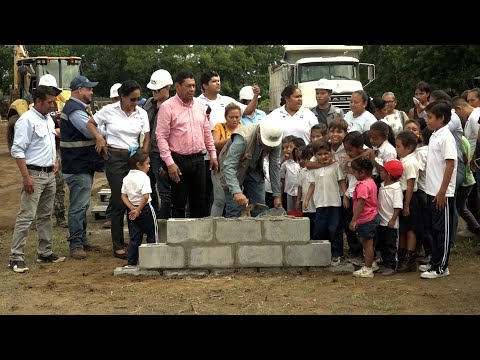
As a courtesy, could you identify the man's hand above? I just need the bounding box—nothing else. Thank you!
[210,158,219,175]
[234,192,249,206]
[168,163,182,183]
[252,84,261,97]
[95,137,107,155]
[23,175,34,194]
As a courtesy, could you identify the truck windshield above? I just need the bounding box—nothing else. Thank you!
[298,63,358,83]
[36,60,81,89]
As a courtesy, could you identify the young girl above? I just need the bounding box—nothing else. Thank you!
[366,121,397,189]
[349,157,380,278]
[395,130,421,273]
[304,140,347,266]
[121,149,158,268]
[340,131,368,264]
[295,145,316,239]
[282,136,305,211]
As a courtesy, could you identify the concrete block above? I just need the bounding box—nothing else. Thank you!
[113,266,161,276]
[189,246,234,268]
[163,269,209,278]
[285,240,331,266]
[138,243,185,269]
[215,218,262,243]
[157,219,167,243]
[237,245,283,267]
[260,217,310,243]
[166,218,213,244]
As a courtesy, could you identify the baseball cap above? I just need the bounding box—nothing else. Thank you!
[239,85,261,101]
[147,69,173,90]
[70,75,99,91]
[109,83,122,98]
[38,74,62,96]
[315,78,333,91]
[259,118,283,147]
[383,159,403,179]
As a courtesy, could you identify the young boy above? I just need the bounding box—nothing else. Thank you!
[377,160,404,276]
[420,100,458,279]
[310,123,328,143]
[304,140,347,266]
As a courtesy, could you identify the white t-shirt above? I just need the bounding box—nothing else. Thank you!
[345,110,377,133]
[93,102,150,150]
[425,126,458,197]
[196,93,246,129]
[265,106,318,145]
[307,162,345,207]
[464,107,480,153]
[121,169,152,206]
[297,168,316,213]
[378,181,404,228]
[399,152,419,192]
[281,159,300,196]
[415,145,428,192]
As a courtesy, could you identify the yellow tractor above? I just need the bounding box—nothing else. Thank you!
[7,45,82,149]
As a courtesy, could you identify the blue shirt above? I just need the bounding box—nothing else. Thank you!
[69,97,106,139]
[11,107,56,167]
[240,109,266,126]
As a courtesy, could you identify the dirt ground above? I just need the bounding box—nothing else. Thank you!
[0,121,479,315]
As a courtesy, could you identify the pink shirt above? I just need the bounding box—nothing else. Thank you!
[156,94,216,167]
[353,178,378,224]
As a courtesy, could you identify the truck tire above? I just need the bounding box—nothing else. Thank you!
[7,114,19,152]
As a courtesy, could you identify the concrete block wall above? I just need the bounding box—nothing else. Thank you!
[139,217,331,270]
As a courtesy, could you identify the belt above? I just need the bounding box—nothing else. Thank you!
[27,165,54,173]
[108,147,129,152]
[172,152,205,159]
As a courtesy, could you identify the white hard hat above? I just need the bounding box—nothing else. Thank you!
[315,78,333,91]
[260,117,283,147]
[39,74,61,91]
[109,83,122,98]
[147,69,173,90]
[239,85,261,101]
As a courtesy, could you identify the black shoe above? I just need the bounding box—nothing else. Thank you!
[113,250,127,259]
[37,253,66,263]
[83,244,101,252]
[9,260,29,273]
[418,254,431,265]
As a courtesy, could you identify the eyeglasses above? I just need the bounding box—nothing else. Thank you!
[129,97,142,102]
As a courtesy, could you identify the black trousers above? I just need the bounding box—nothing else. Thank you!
[377,225,399,269]
[167,153,206,218]
[126,202,157,265]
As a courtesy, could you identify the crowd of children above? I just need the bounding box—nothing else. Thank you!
[279,99,459,279]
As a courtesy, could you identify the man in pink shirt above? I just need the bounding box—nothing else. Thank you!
[156,71,218,218]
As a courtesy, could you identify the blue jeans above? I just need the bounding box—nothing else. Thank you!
[150,152,171,219]
[224,174,265,218]
[65,173,93,250]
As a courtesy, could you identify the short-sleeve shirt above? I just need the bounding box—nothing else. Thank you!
[307,162,345,207]
[353,178,378,224]
[415,145,428,192]
[121,169,152,206]
[399,152,419,192]
[297,168,316,213]
[378,181,403,228]
[345,110,377,134]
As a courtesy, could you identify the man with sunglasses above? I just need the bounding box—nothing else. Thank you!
[60,76,105,260]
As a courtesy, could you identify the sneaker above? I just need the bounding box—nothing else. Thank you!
[9,260,29,273]
[102,220,111,229]
[457,228,477,238]
[37,253,66,263]
[56,218,68,228]
[83,244,101,252]
[348,256,364,267]
[371,261,379,272]
[420,267,450,279]
[329,256,342,267]
[382,267,396,276]
[418,254,431,265]
[70,248,87,260]
[353,266,374,278]
[419,263,432,272]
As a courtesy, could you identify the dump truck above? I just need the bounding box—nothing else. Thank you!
[268,45,375,112]
[7,45,82,149]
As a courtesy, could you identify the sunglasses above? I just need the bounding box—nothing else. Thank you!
[129,97,142,102]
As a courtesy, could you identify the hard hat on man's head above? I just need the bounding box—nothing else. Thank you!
[239,86,261,101]
[259,118,283,147]
[39,74,62,95]
[315,78,333,91]
[70,75,98,91]
[109,83,122,98]
[147,69,173,90]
